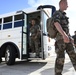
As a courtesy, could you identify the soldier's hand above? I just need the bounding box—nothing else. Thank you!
[70,37,74,44]
[74,44,76,46]
[63,34,70,43]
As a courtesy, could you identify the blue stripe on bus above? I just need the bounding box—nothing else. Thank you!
[3,23,12,29]
[14,20,24,28]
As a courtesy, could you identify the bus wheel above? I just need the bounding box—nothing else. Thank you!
[5,45,16,65]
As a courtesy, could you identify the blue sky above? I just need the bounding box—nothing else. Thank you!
[0,0,58,14]
[0,0,30,14]
[0,0,76,35]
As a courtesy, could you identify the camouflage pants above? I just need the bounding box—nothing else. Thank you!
[29,36,40,56]
[55,40,76,75]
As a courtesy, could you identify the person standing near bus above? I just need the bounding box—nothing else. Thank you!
[29,19,40,58]
[53,0,76,75]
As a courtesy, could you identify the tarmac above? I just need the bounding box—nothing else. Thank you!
[28,52,76,75]
[0,51,76,75]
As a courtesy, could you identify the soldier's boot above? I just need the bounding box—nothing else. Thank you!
[35,51,40,58]
[35,50,40,58]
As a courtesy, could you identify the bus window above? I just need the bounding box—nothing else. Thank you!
[4,16,12,23]
[0,25,1,30]
[14,20,24,27]
[3,23,12,29]
[14,14,24,27]
[0,19,2,30]
[3,16,12,29]
[14,14,24,21]
[0,18,2,24]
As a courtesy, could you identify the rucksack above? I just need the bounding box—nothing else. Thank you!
[47,17,57,39]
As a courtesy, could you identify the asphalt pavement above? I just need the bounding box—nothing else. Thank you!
[0,53,76,75]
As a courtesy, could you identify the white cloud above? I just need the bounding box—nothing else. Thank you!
[28,0,59,8]
[67,1,76,35]
[28,0,36,6]
[67,0,76,12]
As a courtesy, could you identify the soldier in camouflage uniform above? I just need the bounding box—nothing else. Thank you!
[53,0,76,75]
[29,19,40,57]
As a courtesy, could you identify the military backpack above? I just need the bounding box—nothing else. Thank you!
[47,17,58,39]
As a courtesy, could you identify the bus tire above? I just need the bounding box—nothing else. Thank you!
[5,45,16,65]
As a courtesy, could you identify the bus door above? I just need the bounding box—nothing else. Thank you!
[26,11,41,58]
[21,13,27,59]
[40,10,49,59]
[39,5,56,59]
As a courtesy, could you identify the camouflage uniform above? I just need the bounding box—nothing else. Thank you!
[29,25,40,57]
[53,10,76,75]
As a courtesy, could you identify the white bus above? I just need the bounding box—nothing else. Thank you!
[0,5,56,65]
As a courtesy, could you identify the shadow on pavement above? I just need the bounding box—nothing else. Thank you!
[0,60,47,75]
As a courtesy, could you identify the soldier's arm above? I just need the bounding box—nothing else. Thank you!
[54,22,66,36]
[53,11,66,36]
[54,22,70,43]
[34,25,40,39]
[53,11,70,43]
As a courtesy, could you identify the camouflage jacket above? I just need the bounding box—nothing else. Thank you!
[30,25,40,38]
[53,10,69,40]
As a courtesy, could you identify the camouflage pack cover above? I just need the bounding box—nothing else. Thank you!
[47,18,57,38]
